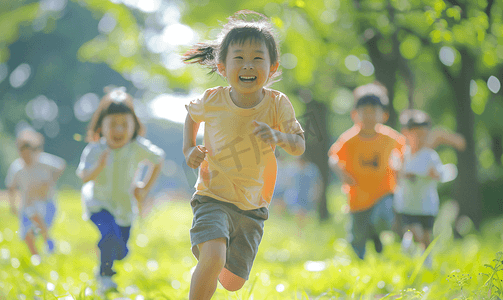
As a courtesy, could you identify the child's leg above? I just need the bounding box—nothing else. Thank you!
[90,210,128,276]
[350,210,371,259]
[219,268,246,292]
[24,230,38,256]
[30,214,49,242]
[190,237,227,300]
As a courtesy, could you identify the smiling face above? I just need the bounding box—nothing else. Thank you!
[101,113,135,149]
[218,39,278,97]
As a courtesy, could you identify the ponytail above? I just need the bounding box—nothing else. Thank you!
[182,43,219,73]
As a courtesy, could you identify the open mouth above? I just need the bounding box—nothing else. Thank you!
[239,76,257,82]
[113,136,124,143]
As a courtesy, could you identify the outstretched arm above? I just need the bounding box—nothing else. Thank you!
[427,128,466,151]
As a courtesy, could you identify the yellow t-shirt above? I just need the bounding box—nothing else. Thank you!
[186,86,304,210]
[328,124,406,212]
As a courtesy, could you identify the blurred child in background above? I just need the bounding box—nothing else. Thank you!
[183,10,305,299]
[76,87,164,294]
[6,128,66,256]
[328,82,406,260]
[394,109,465,268]
[279,155,322,229]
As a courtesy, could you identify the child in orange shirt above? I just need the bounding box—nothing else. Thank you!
[328,82,406,259]
[182,10,305,300]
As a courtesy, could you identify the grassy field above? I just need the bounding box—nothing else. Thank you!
[0,188,502,300]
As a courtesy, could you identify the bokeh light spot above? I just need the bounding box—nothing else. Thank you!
[281,53,298,69]
[359,60,374,76]
[10,64,31,88]
[344,55,360,71]
[487,75,501,94]
[439,46,455,66]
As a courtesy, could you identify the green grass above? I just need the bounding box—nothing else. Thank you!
[0,189,502,299]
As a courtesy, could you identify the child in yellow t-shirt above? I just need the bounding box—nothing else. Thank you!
[328,82,406,259]
[182,10,305,300]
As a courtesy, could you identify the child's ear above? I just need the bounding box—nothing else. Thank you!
[217,63,226,77]
[350,110,359,123]
[382,111,389,123]
[269,62,279,77]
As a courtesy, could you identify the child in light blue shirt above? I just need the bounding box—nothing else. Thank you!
[76,87,164,294]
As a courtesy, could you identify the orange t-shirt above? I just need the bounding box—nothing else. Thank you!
[186,86,304,211]
[328,124,406,212]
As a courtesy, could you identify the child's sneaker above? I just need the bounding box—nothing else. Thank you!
[97,274,118,294]
[46,239,55,254]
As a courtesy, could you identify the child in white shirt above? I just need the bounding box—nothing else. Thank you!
[6,129,66,256]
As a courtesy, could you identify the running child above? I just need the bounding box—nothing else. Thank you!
[394,109,465,267]
[328,82,406,260]
[6,128,66,256]
[76,87,164,294]
[182,10,305,299]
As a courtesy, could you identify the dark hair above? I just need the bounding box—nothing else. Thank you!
[353,81,389,110]
[86,86,145,142]
[182,10,281,83]
[399,109,432,129]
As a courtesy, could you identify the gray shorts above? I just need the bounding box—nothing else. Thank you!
[189,195,268,280]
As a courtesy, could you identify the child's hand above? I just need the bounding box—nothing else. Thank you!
[134,184,147,203]
[186,145,207,169]
[405,173,417,182]
[428,168,441,181]
[10,205,17,216]
[253,121,279,144]
[99,149,110,167]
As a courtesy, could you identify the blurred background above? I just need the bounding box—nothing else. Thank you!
[1,0,502,232]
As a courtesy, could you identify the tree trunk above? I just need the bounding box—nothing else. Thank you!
[365,35,398,129]
[301,100,331,221]
[492,134,502,166]
[451,48,482,228]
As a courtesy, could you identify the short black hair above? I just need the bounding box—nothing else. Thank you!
[354,94,387,109]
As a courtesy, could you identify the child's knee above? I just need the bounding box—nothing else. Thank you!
[198,238,227,270]
[219,268,246,291]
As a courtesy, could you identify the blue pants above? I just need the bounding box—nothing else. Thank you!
[349,194,394,259]
[90,210,131,277]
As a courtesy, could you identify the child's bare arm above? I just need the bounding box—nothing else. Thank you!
[77,150,109,183]
[252,121,305,156]
[134,160,163,203]
[7,186,18,215]
[328,156,356,186]
[183,113,207,169]
[52,159,67,182]
[427,128,466,151]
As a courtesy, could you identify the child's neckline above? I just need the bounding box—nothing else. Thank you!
[224,86,269,114]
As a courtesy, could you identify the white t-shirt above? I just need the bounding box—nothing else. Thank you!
[76,136,165,226]
[5,152,66,211]
[394,147,444,216]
